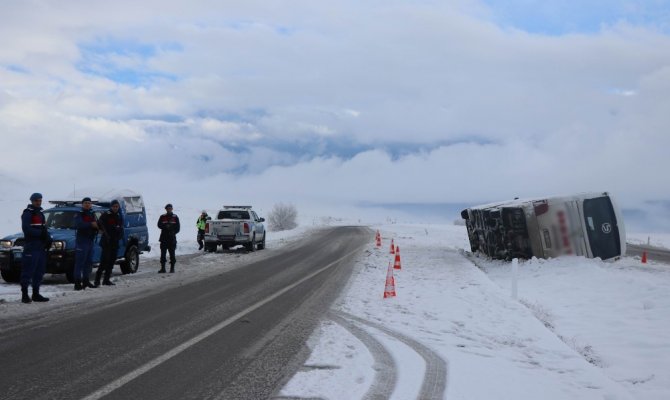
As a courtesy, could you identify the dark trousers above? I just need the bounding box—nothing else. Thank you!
[197,230,205,248]
[97,243,118,281]
[160,242,176,266]
[74,238,94,282]
[21,243,46,290]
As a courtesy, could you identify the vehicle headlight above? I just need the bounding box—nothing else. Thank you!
[0,240,12,249]
[50,241,66,251]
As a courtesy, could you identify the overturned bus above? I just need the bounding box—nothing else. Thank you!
[460,192,626,261]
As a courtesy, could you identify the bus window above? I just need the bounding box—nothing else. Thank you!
[583,197,621,259]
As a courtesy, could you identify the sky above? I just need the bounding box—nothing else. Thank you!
[3,221,669,399]
[1,0,670,231]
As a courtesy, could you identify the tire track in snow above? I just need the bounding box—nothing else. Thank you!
[328,312,397,400]
[335,311,448,400]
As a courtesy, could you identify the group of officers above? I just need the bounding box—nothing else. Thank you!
[19,193,182,304]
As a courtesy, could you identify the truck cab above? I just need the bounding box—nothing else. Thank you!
[0,191,151,283]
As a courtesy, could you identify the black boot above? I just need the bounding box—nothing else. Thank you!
[21,286,32,304]
[158,264,166,273]
[74,281,83,291]
[169,264,175,273]
[94,270,103,287]
[83,280,97,289]
[102,271,115,285]
[32,288,49,302]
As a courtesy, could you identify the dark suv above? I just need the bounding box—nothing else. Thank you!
[0,192,151,283]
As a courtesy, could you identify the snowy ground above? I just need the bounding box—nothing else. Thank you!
[2,222,670,400]
[279,224,670,400]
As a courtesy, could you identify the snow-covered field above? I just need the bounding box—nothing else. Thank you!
[627,232,670,248]
[280,224,670,400]
[2,222,669,400]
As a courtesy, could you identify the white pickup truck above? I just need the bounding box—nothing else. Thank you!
[203,206,266,252]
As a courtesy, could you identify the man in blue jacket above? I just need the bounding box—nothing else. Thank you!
[73,197,99,290]
[20,192,51,303]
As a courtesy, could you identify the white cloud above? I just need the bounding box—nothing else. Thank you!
[0,1,669,230]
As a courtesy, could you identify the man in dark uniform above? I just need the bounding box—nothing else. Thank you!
[94,199,123,287]
[20,192,51,303]
[158,203,180,273]
[73,197,98,290]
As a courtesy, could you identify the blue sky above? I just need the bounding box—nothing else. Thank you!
[481,0,670,34]
[1,0,669,229]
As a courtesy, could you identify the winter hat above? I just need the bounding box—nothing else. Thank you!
[165,203,173,209]
[110,199,120,206]
[201,210,207,214]
[30,193,43,201]
[82,197,92,203]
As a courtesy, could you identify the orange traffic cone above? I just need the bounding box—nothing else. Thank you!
[390,239,395,254]
[376,233,382,248]
[383,262,396,298]
[641,251,647,264]
[393,246,402,270]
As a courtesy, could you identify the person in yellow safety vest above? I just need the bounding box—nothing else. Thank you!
[196,210,210,250]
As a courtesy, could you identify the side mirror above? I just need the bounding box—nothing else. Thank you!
[259,217,265,222]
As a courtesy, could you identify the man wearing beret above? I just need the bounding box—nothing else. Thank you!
[157,203,180,273]
[20,192,51,303]
[94,199,123,287]
[73,197,99,290]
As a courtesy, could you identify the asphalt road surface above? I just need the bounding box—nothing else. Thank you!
[627,243,670,264]
[0,226,370,400]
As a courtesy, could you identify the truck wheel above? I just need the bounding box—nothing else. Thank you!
[120,245,139,274]
[205,243,217,253]
[247,235,256,252]
[257,232,266,250]
[0,269,20,283]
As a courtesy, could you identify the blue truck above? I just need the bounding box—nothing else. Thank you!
[0,191,151,283]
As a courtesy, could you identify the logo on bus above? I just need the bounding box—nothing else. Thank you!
[601,223,612,234]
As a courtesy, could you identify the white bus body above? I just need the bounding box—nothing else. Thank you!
[461,192,626,260]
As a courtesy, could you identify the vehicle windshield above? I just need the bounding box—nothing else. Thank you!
[583,196,621,259]
[217,210,250,220]
[44,210,78,229]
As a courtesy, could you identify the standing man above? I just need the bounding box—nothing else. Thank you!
[95,199,123,287]
[196,210,209,250]
[20,193,51,303]
[73,197,98,290]
[158,203,180,273]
